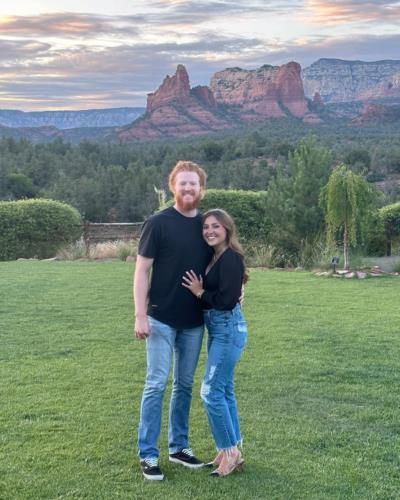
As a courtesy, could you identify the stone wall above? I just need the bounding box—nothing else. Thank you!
[83,222,142,245]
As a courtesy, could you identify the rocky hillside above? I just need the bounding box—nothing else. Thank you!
[0,107,144,129]
[211,62,314,120]
[351,102,400,125]
[118,65,232,141]
[303,58,400,103]
[118,62,317,141]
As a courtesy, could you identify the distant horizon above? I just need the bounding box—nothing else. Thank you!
[1,1,399,110]
[0,57,400,113]
[0,105,146,113]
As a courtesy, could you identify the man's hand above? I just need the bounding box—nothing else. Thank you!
[135,315,151,340]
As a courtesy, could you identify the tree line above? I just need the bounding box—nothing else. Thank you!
[1,119,400,265]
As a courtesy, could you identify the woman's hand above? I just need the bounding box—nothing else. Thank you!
[182,270,204,297]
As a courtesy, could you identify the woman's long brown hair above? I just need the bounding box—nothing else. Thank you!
[203,209,249,283]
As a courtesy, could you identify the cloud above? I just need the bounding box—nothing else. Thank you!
[0,3,398,110]
[0,39,51,63]
[0,12,142,38]
[263,33,400,67]
[2,29,400,110]
[305,0,400,25]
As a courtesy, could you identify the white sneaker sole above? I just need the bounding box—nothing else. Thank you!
[168,457,204,469]
[142,472,164,480]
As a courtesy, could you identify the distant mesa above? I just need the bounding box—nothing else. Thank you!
[302,58,400,103]
[0,107,145,130]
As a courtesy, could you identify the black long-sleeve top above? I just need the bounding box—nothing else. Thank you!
[201,248,244,311]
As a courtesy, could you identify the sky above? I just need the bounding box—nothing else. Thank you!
[0,0,399,111]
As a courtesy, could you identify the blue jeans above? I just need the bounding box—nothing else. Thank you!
[138,316,204,459]
[201,304,248,450]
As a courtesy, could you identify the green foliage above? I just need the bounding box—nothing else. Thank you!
[379,202,400,238]
[164,188,271,243]
[201,141,224,162]
[321,164,374,269]
[199,189,270,243]
[289,136,332,238]
[0,199,82,260]
[379,202,400,256]
[265,136,332,265]
[343,148,371,174]
[363,210,386,256]
[6,172,37,199]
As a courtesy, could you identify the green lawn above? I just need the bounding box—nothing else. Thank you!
[1,261,400,499]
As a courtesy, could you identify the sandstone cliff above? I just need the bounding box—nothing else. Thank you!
[118,65,231,141]
[119,61,316,141]
[210,62,312,119]
[303,58,400,103]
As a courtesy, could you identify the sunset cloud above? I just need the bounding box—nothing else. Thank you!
[0,1,398,110]
[305,0,400,24]
[0,12,142,38]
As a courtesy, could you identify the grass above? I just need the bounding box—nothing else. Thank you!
[1,262,400,499]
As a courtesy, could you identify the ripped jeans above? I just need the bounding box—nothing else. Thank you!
[201,304,248,450]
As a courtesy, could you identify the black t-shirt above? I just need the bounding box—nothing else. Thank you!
[201,248,244,311]
[138,206,212,329]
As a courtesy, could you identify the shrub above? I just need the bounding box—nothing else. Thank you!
[163,189,271,244]
[200,189,271,243]
[87,240,138,260]
[0,199,82,260]
[379,202,400,256]
[56,238,87,260]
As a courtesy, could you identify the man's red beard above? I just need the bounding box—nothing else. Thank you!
[174,192,202,211]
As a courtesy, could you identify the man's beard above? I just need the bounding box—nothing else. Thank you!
[175,192,201,211]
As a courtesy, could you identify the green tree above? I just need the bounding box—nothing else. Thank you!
[379,202,400,256]
[343,148,371,174]
[265,137,331,265]
[321,164,373,270]
[6,173,37,199]
[289,136,332,239]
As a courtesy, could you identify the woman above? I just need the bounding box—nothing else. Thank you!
[182,208,248,477]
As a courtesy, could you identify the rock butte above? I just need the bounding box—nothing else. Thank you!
[118,63,320,141]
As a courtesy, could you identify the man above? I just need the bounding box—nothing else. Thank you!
[134,160,211,481]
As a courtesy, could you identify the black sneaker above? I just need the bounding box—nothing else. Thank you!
[140,458,164,480]
[169,448,204,469]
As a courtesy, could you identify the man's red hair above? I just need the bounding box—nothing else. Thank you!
[168,160,207,193]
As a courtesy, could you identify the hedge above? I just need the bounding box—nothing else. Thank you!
[165,189,271,243]
[379,202,400,255]
[0,199,82,261]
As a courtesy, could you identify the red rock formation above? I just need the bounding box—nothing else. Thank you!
[275,62,309,117]
[118,65,231,141]
[147,64,191,113]
[118,61,318,141]
[210,62,310,120]
[313,92,324,107]
[352,102,400,124]
[192,86,217,109]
